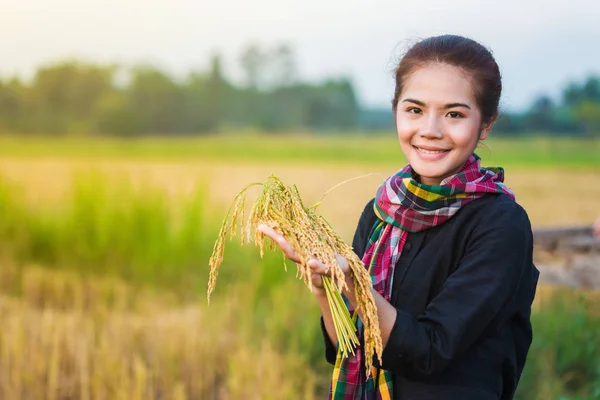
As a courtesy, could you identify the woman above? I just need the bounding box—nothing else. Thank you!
[259,34,539,399]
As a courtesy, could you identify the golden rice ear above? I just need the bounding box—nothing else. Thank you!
[206,175,382,374]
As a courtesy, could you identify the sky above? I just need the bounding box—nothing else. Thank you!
[2,0,600,111]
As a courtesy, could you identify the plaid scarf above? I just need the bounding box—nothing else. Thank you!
[329,153,515,399]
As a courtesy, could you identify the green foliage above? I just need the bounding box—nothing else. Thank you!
[498,74,600,136]
[93,92,142,136]
[0,45,360,135]
[573,100,600,135]
[515,291,600,400]
[0,172,210,291]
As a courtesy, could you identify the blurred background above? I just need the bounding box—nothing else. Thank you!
[0,1,599,399]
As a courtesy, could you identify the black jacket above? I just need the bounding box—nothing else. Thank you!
[321,193,540,399]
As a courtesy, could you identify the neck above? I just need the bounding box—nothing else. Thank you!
[414,173,442,186]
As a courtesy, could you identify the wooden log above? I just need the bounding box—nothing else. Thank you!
[537,256,600,291]
[532,225,596,253]
[557,237,600,253]
[533,226,593,239]
[531,225,599,290]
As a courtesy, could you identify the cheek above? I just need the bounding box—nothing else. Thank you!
[446,121,481,148]
[395,114,415,143]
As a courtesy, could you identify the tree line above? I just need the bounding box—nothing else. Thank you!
[0,44,358,136]
[0,43,598,136]
[495,75,600,136]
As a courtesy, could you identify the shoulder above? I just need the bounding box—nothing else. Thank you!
[456,193,532,233]
[422,193,534,263]
[461,194,534,253]
[477,194,532,232]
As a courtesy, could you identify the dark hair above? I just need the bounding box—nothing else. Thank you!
[392,35,502,124]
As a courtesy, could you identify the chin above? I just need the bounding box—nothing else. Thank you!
[409,160,443,173]
[409,162,451,184]
[416,170,445,182]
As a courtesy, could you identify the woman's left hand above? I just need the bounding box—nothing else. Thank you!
[307,254,356,297]
[256,224,356,297]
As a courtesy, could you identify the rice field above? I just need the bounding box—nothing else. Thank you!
[0,134,599,399]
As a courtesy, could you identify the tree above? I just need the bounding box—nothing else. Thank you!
[239,44,265,90]
[563,82,583,107]
[582,76,600,103]
[181,72,219,133]
[562,75,600,107]
[573,100,600,136]
[0,78,24,132]
[127,66,184,134]
[303,78,359,131]
[93,92,141,136]
[271,44,297,88]
[30,61,115,123]
[205,53,228,127]
[526,95,555,132]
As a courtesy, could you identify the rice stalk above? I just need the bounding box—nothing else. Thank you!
[207,174,382,373]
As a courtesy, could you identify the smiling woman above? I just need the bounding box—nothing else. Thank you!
[260,34,539,400]
[395,63,492,185]
[392,36,502,186]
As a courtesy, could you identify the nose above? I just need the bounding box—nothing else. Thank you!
[419,114,443,139]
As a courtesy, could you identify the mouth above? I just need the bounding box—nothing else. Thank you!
[413,145,450,154]
[412,145,451,160]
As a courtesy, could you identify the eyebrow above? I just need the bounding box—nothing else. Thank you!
[402,98,471,110]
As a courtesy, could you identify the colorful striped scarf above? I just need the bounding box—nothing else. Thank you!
[329,153,515,399]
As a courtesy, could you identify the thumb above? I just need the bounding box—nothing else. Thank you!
[335,253,349,272]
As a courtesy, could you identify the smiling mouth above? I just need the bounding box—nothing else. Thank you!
[413,146,450,155]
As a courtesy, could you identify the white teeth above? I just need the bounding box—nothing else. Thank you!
[416,148,446,154]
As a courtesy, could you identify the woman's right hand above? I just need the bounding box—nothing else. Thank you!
[257,224,326,296]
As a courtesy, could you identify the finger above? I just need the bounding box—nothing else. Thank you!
[335,254,350,273]
[257,224,301,262]
[257,224,280,240]
[307,257,328,275]
[276,238,301,263]
[311,274,323,288]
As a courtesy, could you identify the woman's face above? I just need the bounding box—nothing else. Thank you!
[395,63,494,185]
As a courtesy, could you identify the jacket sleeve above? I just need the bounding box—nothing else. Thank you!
[378,200,534,378]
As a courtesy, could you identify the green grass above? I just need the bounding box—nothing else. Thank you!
[515,290,600,400]
[1,133,599,168]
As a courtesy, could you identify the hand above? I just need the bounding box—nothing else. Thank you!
[305,253,355,296]
[257,224,327,295]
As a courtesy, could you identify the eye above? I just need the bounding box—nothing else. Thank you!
[446,111,463,118]
[406,107,422,114]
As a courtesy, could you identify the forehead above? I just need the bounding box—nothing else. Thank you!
[402,63,476,105]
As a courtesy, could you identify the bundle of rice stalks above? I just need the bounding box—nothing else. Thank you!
[207,175,382,372]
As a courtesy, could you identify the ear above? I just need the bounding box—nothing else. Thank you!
[479,113,498,140]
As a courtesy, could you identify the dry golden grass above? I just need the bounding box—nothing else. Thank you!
[0,267,596,400]
[0,265,317,400]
